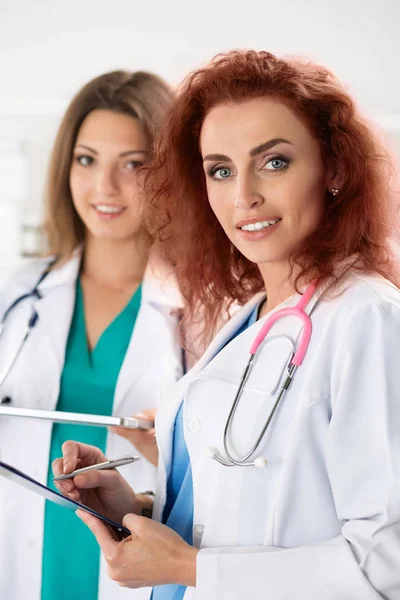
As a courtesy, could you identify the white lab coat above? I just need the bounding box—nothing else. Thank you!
[0,251,184,600]
[150,271,400,600]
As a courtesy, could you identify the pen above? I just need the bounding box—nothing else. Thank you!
[53,455,140,481]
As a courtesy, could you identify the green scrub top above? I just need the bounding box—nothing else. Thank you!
[41,279,142,600]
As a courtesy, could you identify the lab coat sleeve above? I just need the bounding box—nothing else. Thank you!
[195,301,400,600]
[0,273,15,316]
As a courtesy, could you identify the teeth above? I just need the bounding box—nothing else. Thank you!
[240,219,280,232]
[95,205,125,214]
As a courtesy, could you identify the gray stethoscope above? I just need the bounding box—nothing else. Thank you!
[0,263,54,397]
[0,258,187,401]
[209,281,317,468]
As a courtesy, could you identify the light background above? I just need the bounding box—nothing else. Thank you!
[0,0,399,267]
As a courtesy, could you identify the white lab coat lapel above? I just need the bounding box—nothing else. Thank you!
[153,291,265,522]
[112,264,184,416]
[29,253,80,410]
[153,284,325,523]
[0,253,80,413]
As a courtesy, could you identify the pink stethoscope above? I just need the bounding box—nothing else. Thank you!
[211,281,317,468]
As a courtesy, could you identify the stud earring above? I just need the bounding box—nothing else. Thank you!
[330,188,340,196]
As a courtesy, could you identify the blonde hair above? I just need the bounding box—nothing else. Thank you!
[43,70,173,260]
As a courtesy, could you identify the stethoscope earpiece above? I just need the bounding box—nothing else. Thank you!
[254,456,267,468]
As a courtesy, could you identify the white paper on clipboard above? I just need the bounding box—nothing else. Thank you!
[0,461,131,539]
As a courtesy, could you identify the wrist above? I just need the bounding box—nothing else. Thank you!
[135,492,154,518]
[177,545,199,587]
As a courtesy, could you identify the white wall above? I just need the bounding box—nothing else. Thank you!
[0,0,399,266]
[2,0,399,116]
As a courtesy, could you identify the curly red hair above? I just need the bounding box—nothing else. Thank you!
[145,50,399,350]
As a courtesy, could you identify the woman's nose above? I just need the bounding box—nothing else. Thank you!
[96,165,119,195]
[234,175,264,210]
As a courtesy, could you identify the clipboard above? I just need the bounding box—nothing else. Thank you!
[0,461,131,540]
[0,406,153,430]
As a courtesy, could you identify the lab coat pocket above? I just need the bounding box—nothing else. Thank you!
[184,375,289,548]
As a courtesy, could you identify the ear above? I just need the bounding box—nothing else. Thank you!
[325,160,346,194]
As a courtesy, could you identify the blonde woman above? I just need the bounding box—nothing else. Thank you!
[0,71,183,600]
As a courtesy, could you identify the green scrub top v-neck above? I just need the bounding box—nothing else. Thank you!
[41,279,142,600]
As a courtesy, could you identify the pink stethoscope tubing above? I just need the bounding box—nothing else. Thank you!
[211,281,317,468]
[249,280,316,363]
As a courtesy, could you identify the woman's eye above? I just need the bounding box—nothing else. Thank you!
[264,157,289,171]
[125,161,143,171]
[76,155,94,167]
[210,166,232,180]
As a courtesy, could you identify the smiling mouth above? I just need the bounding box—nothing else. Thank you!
[238,218,281,232]
[93,204,126,215]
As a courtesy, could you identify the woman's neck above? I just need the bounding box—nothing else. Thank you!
[257,260,298,318]
[82,232,150,291]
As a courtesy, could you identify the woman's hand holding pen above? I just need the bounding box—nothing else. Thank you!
[52,441,139,524]
[76,509,198,588]
[52,439,198,588]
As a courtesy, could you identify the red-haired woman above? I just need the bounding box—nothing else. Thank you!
[54,51,400,599]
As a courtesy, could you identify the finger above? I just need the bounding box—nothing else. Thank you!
[62,441,108,473]
[122,512,143,532]
[76,509,119,552]
[134,409,157,421]
[109,426,133,439]
[110,409,156,439]
[134,411,156,430]
[109,427,155,441]
[52,458,64,477]
[53,459,84,487]
[74,469,122,491]
[53,478,75,495]
[51,458,75,494]
[61,441,81,473]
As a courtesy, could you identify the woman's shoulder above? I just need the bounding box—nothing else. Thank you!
[317,271,400,344]
[0,257,53,312]
[6,256,52,282]
[331,271,400,312]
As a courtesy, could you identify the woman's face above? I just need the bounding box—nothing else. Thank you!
[200,97,335,271]
[70,109,149,242]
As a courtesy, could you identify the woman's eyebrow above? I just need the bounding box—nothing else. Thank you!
[74,145,147,157]
[74,144,98,154]
[203,138,293,163]
[249,138,293,157]
[119,150,148,157]
[203,153,230,162]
